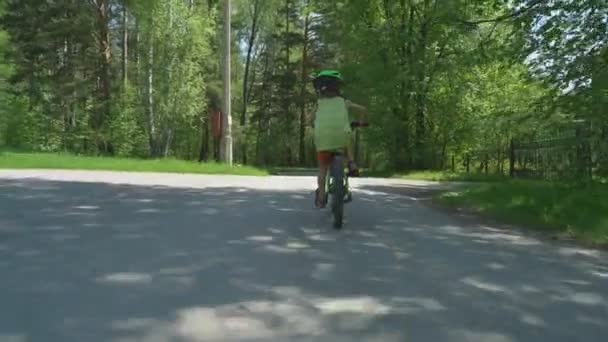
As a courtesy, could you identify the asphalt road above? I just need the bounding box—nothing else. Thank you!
[0,170,607,342]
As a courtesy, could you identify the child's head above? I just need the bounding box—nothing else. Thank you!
[313,70,343,98]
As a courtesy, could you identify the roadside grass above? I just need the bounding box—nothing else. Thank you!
[437,180,608,245]
[269,167,318,176]
[0,151,268,176]
[395,170,508,182]
[362,169,507,182]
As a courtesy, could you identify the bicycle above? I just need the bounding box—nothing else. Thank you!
[322,121,369,229]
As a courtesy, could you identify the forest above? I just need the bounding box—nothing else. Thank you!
[0,0,606,177]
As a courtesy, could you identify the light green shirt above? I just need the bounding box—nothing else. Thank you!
[313,97,352,151]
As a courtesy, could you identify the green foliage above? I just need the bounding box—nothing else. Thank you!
[439,180,608,245]
[0,0,12,146]
[109,84,148,157]
[0,151,268,176]
[135,0,214,157]
[1,96,41,149]
[312,0,548,170]
[0,0,605,176]
[519,0,608,90]
[459,62,549,148]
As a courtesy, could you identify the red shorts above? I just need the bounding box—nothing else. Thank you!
[318,149,347,167]
[317,151,333,167]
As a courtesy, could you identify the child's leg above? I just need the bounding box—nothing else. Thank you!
[317,165,329,204]
[345,142,360,177]
[345,143,354,162]
[345,132,354,161]
[316,152,331,207]
[344,133,359,176]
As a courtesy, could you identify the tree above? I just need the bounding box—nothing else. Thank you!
[133,0,214,157]
[90,0,112,148]
[0,0,14,145]
[0,0,603,179]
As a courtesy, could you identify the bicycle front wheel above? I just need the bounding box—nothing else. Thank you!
[330,154,345,229]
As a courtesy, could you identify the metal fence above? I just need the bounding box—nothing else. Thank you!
[457,132,597,181]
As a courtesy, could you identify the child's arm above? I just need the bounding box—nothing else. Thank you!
[345,100,369,122]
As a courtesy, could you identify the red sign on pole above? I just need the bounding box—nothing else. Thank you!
[211,110,223,139]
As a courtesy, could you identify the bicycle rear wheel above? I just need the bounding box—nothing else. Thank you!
[330,154,345,229]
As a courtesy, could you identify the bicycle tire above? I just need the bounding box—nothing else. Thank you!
[330,154,344,229]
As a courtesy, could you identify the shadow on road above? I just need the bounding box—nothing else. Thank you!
[0,178,607,341]
[355,182,463,200]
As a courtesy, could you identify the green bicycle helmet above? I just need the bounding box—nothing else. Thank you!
[314,69,343,80]
[313,69,343,95]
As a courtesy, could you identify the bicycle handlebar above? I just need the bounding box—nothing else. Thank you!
[350,121,370,129]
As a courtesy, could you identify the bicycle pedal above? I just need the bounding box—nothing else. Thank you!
[344,193,353,203]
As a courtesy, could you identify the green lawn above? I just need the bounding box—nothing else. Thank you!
[395,170,508,182]
[438,180,608,245]
[362,169,508,182]
[0,151,268,176]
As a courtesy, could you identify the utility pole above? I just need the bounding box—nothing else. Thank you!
[221,0,233,165]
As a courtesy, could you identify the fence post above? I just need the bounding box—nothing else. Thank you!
[509,138,515,177]
[497,148,501,174]
[465,154,470,173]
[484,153,489,174]
[451,154,455,172]
[586,139,593,181]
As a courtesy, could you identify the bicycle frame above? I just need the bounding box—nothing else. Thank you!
[321,121,367,229]
[325,152,349,229]
[325,156,350,199]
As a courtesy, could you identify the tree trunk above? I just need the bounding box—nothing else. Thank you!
[255,115,262,165]
[298,5,310,166]
[135,20,140,82]
[122,1,128,87]
[392,1,414,170]
[485,154,489,174]
[284,0,290,65]
[93,0,112,134]
[240,0,261,165]
[241,0,260,126]
[214,136,220,162]
[198,116,208,162]
[282,0,291,166]
[509,138,516,177]
[254,47,272,165]
[414,17,429,169]
[163,129,173,157]
[146,34,157,156]
[440,141,447,169]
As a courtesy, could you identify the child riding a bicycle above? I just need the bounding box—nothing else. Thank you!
[311,70,368,208]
